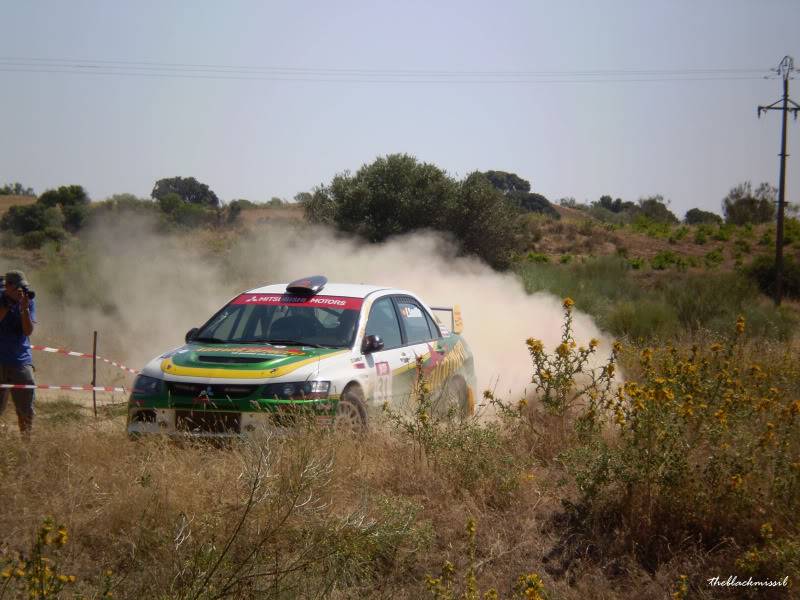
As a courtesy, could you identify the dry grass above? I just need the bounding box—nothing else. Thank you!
[0,195,37,217]
[238,204,305,227]
[0,391,716,600]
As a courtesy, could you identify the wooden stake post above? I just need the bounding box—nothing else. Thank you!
[92,331,97,418]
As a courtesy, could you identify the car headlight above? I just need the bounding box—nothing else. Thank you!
[262,381,331,400]
[132,375,163,395]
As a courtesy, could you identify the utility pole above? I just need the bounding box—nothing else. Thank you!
[758,56,799,306]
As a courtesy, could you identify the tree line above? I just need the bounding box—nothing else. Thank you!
[0,159,791,267]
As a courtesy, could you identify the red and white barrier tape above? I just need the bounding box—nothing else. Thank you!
[31,345,140,374]
[0,383,126,392]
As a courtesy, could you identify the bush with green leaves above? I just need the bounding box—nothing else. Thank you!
[783,217,800,246]
[630,215,673,238]
[151,176,219,207]
[650,250,687,271]
[747,255,800,299]
[0,182,35,196]
[722,181,776,225]
[685,207,722,225]
[307,154,519,268]
[0,204,63,236]
[704,248,723,268]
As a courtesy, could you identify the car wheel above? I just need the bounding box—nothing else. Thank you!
[335,385,367,433]
[433,376,469,421]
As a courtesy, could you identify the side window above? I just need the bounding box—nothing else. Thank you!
[424,309,441,338]
[365,297,402,349]
[396,297,433,345]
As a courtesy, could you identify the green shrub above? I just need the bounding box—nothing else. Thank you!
[606,299,680,340]
[760,230,774,246]
[38,185,89,208]
[627,257,644,269]
[712,224,734,241]
[685,207,722,225]
[704,248,724,268]
[747,255,800,299]
[630,216,672,239]
[526,252,549,263]
[694,228,708,245]
[733,239,751,255]
[43,226,67,242]
[21,230,47,249]
[559,254,573,264]
[0,204,63,235]
[650,250,687,271]
[668,226,689,244]
[783,217,800,246]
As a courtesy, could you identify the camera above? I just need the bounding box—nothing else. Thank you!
[0,276,35,300]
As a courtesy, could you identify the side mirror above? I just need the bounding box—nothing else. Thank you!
[185,327,200,343]
[361,334,384,354]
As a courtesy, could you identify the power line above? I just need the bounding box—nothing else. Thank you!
[0,56,769,84]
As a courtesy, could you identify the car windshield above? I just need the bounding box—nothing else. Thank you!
[195,293,363,348]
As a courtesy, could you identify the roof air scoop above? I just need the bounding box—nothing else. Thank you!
[286,275,327,295]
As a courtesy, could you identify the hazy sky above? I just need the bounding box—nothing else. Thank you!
[1,0,798,217]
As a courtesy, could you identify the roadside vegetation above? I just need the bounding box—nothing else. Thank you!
[2,306,796,599]
[0,160,798,598]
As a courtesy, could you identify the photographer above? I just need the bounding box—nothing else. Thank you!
[0,270,36,435]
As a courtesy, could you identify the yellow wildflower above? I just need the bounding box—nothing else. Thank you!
[443,560,455,576]
[526,338,544,353]
[562,297,575,310]
[465,517,476,537]
[589,338,599,349]
[736,315,745,334]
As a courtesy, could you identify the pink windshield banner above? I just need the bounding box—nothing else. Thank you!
[232,294,364,310]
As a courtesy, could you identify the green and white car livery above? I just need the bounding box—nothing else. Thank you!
[127,276,477,437]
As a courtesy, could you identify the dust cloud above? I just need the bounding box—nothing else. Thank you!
[31,215,614,403]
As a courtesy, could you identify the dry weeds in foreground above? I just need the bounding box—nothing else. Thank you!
[1,307,797,599]
[0,407,682,599]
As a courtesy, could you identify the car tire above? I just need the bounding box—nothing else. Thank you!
[433,376,469,421]
[335,385,367,433]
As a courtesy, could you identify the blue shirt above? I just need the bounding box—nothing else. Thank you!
[0,297,36,365]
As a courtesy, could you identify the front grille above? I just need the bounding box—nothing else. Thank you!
[197,356,267,364]
[131,409,156,423]
[175,410,241,434]
[167,382,258,399]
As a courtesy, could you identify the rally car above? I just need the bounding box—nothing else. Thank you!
[127,276,477,437]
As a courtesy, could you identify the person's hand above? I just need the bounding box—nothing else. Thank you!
[19,291,29,312]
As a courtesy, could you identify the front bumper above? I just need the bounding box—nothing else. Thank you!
[127,403,336,438]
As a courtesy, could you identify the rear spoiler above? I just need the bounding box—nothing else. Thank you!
[430,305,463,335]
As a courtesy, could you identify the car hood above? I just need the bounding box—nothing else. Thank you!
[155,343,349,380]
